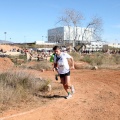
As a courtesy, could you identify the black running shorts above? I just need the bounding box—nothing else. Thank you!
[59,71,70,78]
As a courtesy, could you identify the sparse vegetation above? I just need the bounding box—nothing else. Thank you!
[9,54,27,65]
[0,70,51,111]
[26,61,52,71]
[112,54,120,64]
[80,53,104,65]
[69,52,81,61]
[70,52,120,69]
[0,45,120,113]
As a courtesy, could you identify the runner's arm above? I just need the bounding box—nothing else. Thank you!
[69,57,75,69]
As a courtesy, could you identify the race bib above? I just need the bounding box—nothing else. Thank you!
[58,61,64,70]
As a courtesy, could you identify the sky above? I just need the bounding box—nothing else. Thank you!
[0,0,120,43]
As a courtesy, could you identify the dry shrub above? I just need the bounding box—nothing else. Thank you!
[9,54,27,65]
[69,52,81,61]
[0,70,50,111]
[80,53,120,69]
[28,61,52,71]
[68,52,120,70]
[80,55,93,64]
[112,54,120,64]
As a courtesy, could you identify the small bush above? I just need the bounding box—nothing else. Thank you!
[69,52,80,61]
[80,53,120,68]
[9,55,27,65]
[29,61,52,71]
[113,54,120,64]
[91,53,104,65]
[0,70,50,110]
[80,55,92,64]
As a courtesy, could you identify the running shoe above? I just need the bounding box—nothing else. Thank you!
[66,94,72,99]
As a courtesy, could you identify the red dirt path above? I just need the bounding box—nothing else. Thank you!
[0,68,120,120]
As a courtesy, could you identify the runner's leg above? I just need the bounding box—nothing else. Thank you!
[65,75,75,94]
[65,75,72,91]
[60,77,69,93]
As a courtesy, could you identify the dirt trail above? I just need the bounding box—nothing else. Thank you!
[0,69,120,120]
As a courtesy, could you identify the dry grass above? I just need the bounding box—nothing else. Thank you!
[70,52,120,69]
[0,70,51,112]
[21,61,53,71]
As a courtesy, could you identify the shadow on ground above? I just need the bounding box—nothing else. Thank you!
[34,93,66,99]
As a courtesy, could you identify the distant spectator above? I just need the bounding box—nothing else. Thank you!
[37,54,41,61]
[0,49,3,52]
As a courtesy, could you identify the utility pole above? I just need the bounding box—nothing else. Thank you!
[4,32,7,41]
[24,36,27,49]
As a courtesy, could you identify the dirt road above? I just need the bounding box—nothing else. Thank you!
[0,69,120,120]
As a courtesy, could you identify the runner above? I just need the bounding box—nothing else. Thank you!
[53,46,75,99]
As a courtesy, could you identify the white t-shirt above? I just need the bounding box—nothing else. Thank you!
[54,52,72,74]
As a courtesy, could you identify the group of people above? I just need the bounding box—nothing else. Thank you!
[26,50,48,61]
[50,46,75,99]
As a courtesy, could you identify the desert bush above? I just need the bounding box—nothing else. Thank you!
[9,54,27,65]
[80,55,93,64]
[80,53,120,67]
[112,54,120,64]
[91,53,104,65]
[0,70,50,109]
[69,52,80,61]
[28,61,52,71]
[70,52,103,65]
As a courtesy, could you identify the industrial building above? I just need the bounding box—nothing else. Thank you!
[47,26,107,51]
[48,26,93,44]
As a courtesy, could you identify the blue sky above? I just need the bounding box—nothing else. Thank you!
[0,0,120,43]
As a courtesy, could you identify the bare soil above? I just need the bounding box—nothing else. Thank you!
[0,45,21,52]
[0,57,14,71]
[0,53,120,120]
